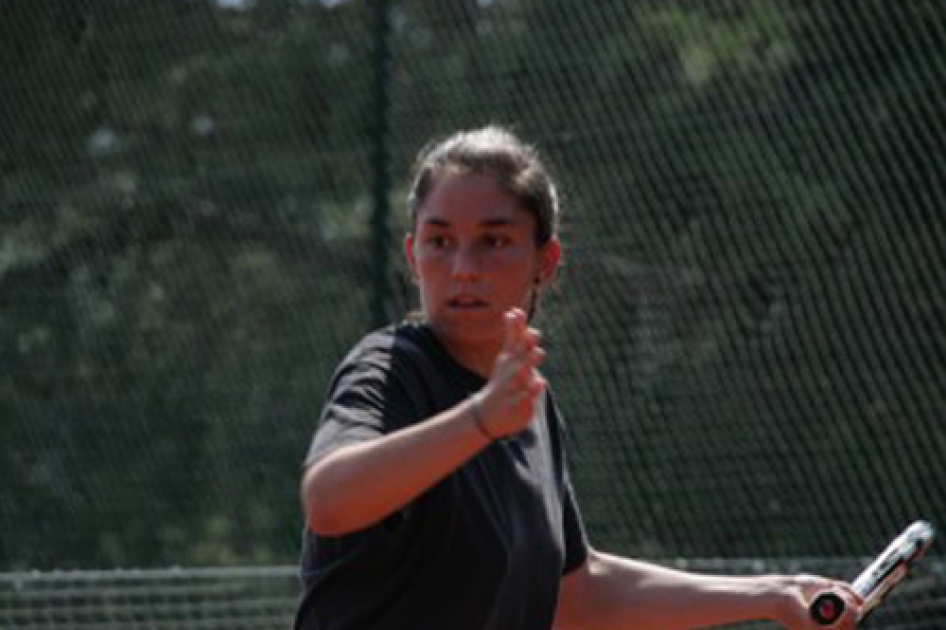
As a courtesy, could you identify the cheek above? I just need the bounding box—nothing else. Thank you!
[494,254,538,290]
[496,248,538,276]
[414,251,444,272]
[413,254,449,289]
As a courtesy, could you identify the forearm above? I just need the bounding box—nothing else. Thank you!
[555,551,787,630]
[303,397,489,535]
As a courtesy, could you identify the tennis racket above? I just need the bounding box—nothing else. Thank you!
[810,520,935,626]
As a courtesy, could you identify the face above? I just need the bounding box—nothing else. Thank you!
[406,172,560,358]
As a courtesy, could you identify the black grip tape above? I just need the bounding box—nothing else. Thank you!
[810,592,845,625]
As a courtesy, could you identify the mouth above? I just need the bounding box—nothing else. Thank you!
[446,296,490,309]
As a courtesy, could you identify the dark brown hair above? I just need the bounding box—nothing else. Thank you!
[407,126,560,246]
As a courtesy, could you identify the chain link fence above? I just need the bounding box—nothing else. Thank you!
[2,0,943,627]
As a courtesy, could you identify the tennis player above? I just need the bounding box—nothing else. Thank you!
[293,126,861,630]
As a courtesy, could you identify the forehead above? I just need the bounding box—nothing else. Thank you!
[417,172,533,228]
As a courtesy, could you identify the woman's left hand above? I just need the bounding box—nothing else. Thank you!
[772,574,862,629]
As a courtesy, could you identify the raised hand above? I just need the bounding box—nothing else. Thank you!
[473,308,547,440]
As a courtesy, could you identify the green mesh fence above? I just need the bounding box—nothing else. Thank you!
[0,568,297,629]
[1,0,944,627]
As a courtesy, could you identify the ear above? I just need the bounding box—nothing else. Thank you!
[535,237,562,287]
[404,233,419,283]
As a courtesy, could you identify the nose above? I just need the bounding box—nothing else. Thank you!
[451,243,481,280]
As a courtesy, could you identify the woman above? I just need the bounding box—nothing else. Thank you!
[294,126,861,629]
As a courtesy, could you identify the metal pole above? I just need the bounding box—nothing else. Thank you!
[369,0,392,328]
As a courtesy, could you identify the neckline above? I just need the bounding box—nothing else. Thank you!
[408,321,488,392]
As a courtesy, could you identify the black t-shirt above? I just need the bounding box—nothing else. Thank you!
[294,322,589,630]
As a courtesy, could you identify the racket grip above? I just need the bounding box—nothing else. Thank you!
[810,592,845,625]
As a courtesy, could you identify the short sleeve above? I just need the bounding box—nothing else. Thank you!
[543,388,590,575]
[561,472,590,575]
[304,351,418,468]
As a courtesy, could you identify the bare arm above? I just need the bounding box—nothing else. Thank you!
[554,549,861,630]
[303,309,545,536]
[303,396,489,535]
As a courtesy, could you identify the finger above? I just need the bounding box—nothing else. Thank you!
[511,362,536,390]
[512,314,537,358]
[512,375,546,414]
[529,375,547,402]
[502,309,524,353]
[805,578,858,604]
[524,327,542,351]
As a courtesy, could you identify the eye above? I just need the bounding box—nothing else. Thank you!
[484,234,512,249]
[425,234,452,249]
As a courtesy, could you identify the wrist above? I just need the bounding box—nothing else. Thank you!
[761,575,800,626]
[468,394,497,443]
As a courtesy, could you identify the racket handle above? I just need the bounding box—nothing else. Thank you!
[810,592,845,625]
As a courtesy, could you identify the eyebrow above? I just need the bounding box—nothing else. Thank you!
[422,217,518,228]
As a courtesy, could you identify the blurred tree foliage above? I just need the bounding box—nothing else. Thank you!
[0,0,942,570]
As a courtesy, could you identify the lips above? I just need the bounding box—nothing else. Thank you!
[447,295,489,308]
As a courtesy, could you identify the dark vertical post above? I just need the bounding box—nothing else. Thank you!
[369,0,392,328]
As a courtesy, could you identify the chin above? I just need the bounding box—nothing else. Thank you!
[434,312,504,346]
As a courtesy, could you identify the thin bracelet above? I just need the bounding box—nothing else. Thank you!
[469,396,497,442]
